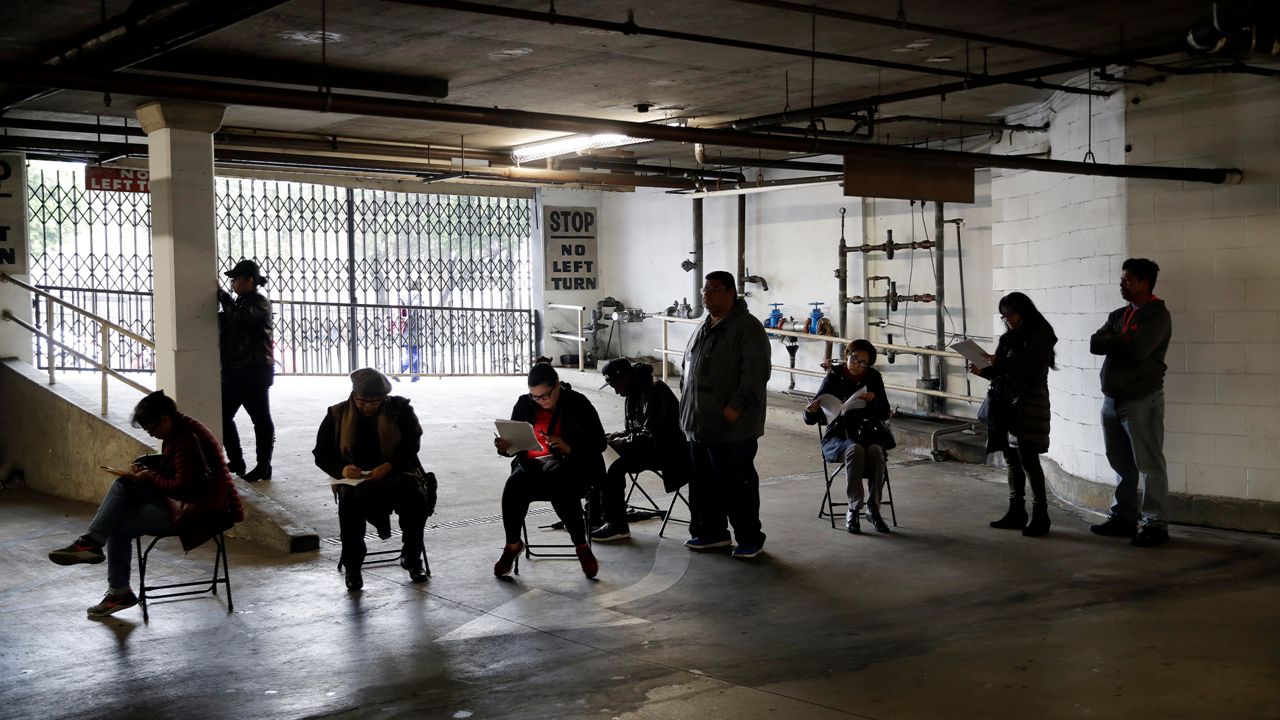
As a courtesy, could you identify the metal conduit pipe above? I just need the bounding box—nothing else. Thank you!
[694,144,843,173]
[0,66,1242,185]
[934,202,947,414]
[691,199,705,318]
[387,0,1105,98]
[730,41,1184,131]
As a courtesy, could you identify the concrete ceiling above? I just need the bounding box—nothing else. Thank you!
[0,0,1257,172]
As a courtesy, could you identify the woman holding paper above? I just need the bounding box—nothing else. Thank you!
[492,362,605,578]
[804,339,893,534]
[969,292,1058,537]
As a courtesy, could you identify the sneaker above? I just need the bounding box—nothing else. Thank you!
[575,543,599,578]
[87,590,139,617]
[731,544,764,559]
[401,557,429,583]
[49,536,105,566]
[590,523,631,542]
[1090,516,1137,538]
[684,537,732,551]
[867,512,892,534]
[493,541,523,577]
[1131,524,1170,547]
[345,568,363,591]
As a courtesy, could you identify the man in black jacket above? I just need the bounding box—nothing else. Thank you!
[218,259,275,482]
[592,358,690,542]
[1089,258,1174,547]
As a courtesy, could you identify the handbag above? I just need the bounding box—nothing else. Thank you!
[855,416,898,451]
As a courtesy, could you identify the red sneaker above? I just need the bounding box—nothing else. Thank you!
[575,544,598,579]
[87,590,139,617]
[49,536,105,566]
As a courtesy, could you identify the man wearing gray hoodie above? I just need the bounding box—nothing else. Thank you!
[1089,258,1173,547]
[679,271,772,558]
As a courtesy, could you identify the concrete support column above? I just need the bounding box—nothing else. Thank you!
[136,101,225,434]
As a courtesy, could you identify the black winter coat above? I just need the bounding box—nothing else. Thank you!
[803,366,891,445]
[614,364,689,491]
[218,290,273,370]
[508,383,606,483]
[978,327,1056,454]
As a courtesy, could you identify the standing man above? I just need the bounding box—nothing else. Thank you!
[593,358,690,542]
[1089,258,1173,547]
[679,270,772,559]
[217,259,276,482]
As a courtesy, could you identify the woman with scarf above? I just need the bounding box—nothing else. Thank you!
[314,368,431,590]
[970,291,1058,537]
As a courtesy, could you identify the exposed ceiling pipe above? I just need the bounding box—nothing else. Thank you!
[677,174,844,198]
[385,0,1106,98]
[728,41,1185,131]
[0,0,291,112]
[557,157,746,183]
[851,115,1049,134]
[0,66,1241,185]
[138,54,449,99]
[693,143,841,173]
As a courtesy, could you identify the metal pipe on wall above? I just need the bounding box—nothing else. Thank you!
[0,66,1242,186]
[934,202,947,414]
[737,196,747,295]
[691,198,705,318]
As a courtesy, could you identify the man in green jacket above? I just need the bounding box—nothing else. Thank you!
[679,270,772,559]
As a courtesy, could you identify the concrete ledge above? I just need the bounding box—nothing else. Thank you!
[1044,456,1280,535]
[0,358,319,553]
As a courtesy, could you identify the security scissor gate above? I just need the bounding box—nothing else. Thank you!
[27,162,536,376]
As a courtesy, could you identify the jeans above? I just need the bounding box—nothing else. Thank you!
[402,345,421,381]
[1003,446,1047,505]
[337,476,428,569]
[222,364,275,468]
[1102,391,1168,528]
[593,454,652,529]
[688,439,766,548]
[822,438,886,515]
[501,458,588,546]
[87,478,175,591]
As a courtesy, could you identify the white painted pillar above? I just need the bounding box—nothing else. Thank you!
[136,101,225,434]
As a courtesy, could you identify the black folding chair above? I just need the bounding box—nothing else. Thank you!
[624,468,691,538]
[515,499,591,574]
[816,423,897,530]
[134,532,231,622]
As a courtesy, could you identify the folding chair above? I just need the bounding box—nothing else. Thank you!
[816,423,897,530]
[134,532,232,622]
[624,468,691,538]
[515,499,590,574]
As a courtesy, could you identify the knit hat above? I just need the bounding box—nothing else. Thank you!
[350,368,392,397]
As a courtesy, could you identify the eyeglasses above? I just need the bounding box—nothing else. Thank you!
[700,286,731,296]
[528,387,556,401]
[847,358,869,367]
[353,396,385,407]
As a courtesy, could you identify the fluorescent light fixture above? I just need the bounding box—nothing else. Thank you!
[511,133,653,164]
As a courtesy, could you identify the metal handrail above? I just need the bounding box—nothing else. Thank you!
[654,314,982,405]
[547,303,586,370]
[1,272,153,415]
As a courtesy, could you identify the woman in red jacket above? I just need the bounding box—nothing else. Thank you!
[48,390,245,617]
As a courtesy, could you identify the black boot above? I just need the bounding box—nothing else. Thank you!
[990,498,1028,529]
[243,464,272,482]
[1023,503,1051,537]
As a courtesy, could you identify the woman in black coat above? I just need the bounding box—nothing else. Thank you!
[803,339,894,534]
[969,292,1058,536]
[493,363,605,579]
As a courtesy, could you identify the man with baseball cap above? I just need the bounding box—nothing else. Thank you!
[217,259,275,482]
[593,358,689,541]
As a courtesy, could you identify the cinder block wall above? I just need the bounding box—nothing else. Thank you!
[989,72,1280,521]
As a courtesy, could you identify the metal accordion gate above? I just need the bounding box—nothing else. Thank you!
[26,161,537,377]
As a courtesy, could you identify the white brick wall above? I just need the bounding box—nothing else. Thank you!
[991,73,1280,504]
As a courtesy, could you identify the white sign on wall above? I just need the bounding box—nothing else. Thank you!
[0,154,28,275]
[544,206,598,291]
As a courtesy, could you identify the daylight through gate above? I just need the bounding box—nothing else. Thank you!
[27,162,536,377]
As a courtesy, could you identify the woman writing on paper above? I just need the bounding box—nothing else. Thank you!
[968,292,1057,537]
[804,339,893,534]
[313,368,432,590]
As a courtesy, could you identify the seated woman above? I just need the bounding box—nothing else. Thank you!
[313,368,431,591]
[493,363,605,578]
[48,390,245,617]
[804,339,893,534]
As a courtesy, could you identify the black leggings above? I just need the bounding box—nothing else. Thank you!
[501,459,587,546]
[1004,445,1047,505]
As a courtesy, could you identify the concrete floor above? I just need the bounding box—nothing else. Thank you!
[3,373,1279,719]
